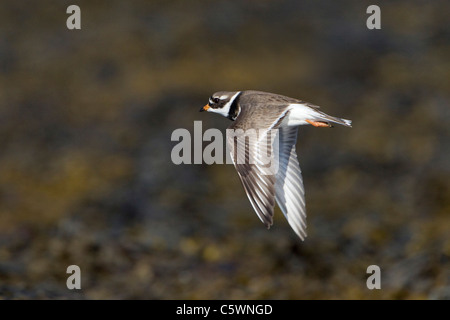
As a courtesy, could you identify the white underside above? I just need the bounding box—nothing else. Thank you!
[284,104,320,126]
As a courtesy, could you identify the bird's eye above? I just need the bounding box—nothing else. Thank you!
[213,97,220,103]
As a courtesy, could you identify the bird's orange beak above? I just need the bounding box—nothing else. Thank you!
[199,104,210,112]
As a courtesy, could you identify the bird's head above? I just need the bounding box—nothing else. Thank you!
[200,91,241,120]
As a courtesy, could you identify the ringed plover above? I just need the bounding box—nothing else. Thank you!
[200,90,352,240]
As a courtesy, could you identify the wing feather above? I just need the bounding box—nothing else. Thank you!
[227,125,278,228]
[226,105,307,240]
[274,126,307,240]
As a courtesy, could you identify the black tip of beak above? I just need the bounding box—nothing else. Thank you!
[199,104,210,112]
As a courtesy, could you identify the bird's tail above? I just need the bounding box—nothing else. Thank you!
[314,111,352,127]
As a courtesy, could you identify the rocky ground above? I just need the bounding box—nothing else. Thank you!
[0,1,449,299]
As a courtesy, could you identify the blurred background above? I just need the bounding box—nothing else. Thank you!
[0,0,449,299]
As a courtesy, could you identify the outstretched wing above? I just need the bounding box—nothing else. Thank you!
[226,102,287,224]
[226,100,307,240]
[226,127,278,228]
[273,126,307,240]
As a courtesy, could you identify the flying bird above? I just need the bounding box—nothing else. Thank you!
[200,90,352,240]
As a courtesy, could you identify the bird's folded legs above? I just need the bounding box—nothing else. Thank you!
[306,120,332,127]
